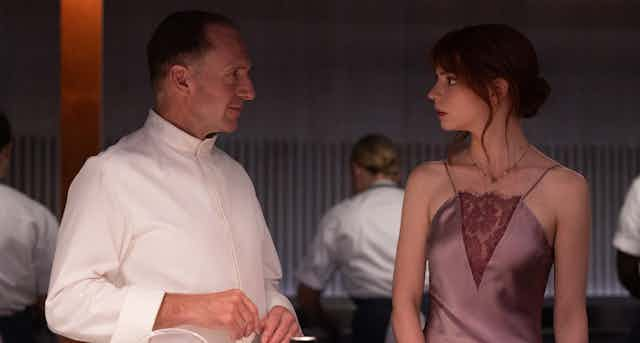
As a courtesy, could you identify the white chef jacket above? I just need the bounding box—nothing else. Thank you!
[0,183,58,316]
[614,175,640,256]
[46,110,294,343]
[297,180,428,298]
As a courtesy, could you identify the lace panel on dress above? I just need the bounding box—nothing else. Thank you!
[459,191,521,287]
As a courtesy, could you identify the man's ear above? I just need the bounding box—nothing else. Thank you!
[489,78,510,108]
[167,65,192,95]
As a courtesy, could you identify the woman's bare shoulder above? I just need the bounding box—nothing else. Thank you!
[529,147,585,180]
[406,160,449,193]
[411,160,447,176]
[548,165,589,199]
[530,149,589,198]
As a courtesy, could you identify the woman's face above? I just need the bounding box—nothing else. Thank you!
[427,66,491,133]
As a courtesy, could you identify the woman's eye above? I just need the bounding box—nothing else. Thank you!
[446,77,457,86]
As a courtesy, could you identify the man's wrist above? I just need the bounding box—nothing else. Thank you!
[154,293,195,330]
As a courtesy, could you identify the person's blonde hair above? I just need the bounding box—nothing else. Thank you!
[351,134,400,177]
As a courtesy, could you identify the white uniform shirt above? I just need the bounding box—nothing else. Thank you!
[297,180,428,298]
[46,111,294,343]
[614,175,640,256]
[0,184,58,316]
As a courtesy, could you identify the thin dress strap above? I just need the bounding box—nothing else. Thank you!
[522,165,561,200]
[443,161,458,194]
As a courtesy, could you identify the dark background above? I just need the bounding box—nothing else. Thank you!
[2,1,640,341]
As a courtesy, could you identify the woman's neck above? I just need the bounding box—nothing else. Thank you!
[467,115,529,176]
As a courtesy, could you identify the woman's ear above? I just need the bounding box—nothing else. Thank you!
[489,78,510,108]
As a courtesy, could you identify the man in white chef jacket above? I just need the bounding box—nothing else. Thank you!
[45,11,300,343]
[0,112,58,343]
[614,175,640,342]
[296,135,429,343]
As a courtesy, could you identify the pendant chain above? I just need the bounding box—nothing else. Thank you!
[468,145,530,184]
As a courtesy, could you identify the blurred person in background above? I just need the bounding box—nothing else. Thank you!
[614,175,640,342]
[0,111,58,343]
[297,134,429,343]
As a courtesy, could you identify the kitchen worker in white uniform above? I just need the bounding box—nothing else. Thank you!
[296,134,429,343]
[0,112,58,343]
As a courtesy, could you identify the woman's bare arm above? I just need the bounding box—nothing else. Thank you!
[552,169,590,343]
[392,163,440,343]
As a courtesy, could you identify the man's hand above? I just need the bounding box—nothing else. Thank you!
[202,289,261,340]
[259,306,301,343]
[154,289,260,340]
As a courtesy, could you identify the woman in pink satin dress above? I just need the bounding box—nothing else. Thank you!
[391,25,590,343]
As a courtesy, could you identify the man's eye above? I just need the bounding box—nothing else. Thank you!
[446,77,457,86]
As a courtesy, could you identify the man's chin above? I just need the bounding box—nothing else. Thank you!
[222,119,239,133]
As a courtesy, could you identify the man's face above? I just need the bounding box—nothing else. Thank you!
[187,25,255,137]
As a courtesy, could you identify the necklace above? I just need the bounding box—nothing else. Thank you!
[468,144,530,184]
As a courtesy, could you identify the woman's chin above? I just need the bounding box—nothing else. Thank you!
[439,123,458,132]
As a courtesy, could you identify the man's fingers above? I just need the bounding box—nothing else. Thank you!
[232,311,246,338]
[240,293,260,332]
[267,312,291,343]
[228,321,244,341]
[227,290,258,337]
[238,301,258,334]
[260,310,281,343]
[235,306,253,337]
[280,311,301,343]
[286,324,301,342]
